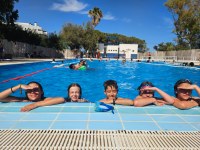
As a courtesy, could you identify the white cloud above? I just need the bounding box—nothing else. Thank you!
[78,10,89,15]
[103,12,115,20]
[51,0,88,12]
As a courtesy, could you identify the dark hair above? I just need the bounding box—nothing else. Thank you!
[66,83,82,102]
[80,60,86,63]
[174,79,192,97]
[103,80,118,91]
[25,81,45,100]
[79,60,87,66]
[69,64,75,69]
[137,81,155,96]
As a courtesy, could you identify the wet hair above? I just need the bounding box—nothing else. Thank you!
[174,79,192,97]
[137,81,155,96]
[79,60,87,66]
[66,83,82,102]
[25,81,45,100]
[69,64,75,69]
[80,60,86,63]
[103,80,118,91]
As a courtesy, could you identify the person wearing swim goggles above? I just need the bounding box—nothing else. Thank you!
[173,79,200,109]
[99,80,133,105]
[0,81,64,112]
[133,81,174,107]
[65,83,88,102]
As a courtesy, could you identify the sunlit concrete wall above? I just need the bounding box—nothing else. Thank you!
[1,39,64,58]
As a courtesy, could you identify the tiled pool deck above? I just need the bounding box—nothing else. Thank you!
[0,102,200,131]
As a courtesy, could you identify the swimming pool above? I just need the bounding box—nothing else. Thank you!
[1,59,200,100]
[0,59,200,131]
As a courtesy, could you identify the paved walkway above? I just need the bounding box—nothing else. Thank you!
[0,58,62,66]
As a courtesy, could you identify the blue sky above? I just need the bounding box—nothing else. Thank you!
[15,0,176,51]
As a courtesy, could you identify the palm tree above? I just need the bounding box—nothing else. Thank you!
[88,7,103,28]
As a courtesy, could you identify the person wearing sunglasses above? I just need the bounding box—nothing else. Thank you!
[0,81,64,112]
[133,81,174,107]
[173,79,200,109]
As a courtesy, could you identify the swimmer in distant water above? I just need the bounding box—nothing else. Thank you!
[122,59,126,64]
[69,60,87,70]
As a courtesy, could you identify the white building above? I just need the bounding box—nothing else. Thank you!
[15,22,48,35]
[98,43,138,59]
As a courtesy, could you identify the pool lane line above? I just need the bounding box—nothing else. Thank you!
[0,61,82,84]
[0,68,53,84]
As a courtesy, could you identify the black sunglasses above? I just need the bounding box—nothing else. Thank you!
[142,90,154,94]
[178,89,192,94]
[26,88,40,93]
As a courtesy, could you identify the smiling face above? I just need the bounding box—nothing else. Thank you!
[69,86,80,102]
[26,83,43,101]
[104,86,118,100]
[176,83,192,100]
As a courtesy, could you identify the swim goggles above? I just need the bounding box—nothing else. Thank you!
[95,101,114,114]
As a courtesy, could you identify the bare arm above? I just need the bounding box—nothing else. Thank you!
[77,98,89,102]
[173,98,199,110]
[115,98,133,106]
[100,98,133,105]
[139,87,174,104]
[20,97,65,112]
[152,87,174,104]
[191,84,200,96]
[0,84,41,102]
[133,96,159,107]
[0,84,24,102]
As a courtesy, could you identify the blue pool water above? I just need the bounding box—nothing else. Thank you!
[0,60,200,131]
[0,59,200,101]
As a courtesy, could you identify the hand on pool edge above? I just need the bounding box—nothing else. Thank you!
[20,103,38,112]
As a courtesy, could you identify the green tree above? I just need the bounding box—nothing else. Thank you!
[47,33,62,50]
[165,0,200,49]
[94,30,107,43]
[60,23,84,50]
[88,7,103,28]
[154,42,175,51]
[104,33,147,52]
[0,0,19,26]
[82,22,98,57]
